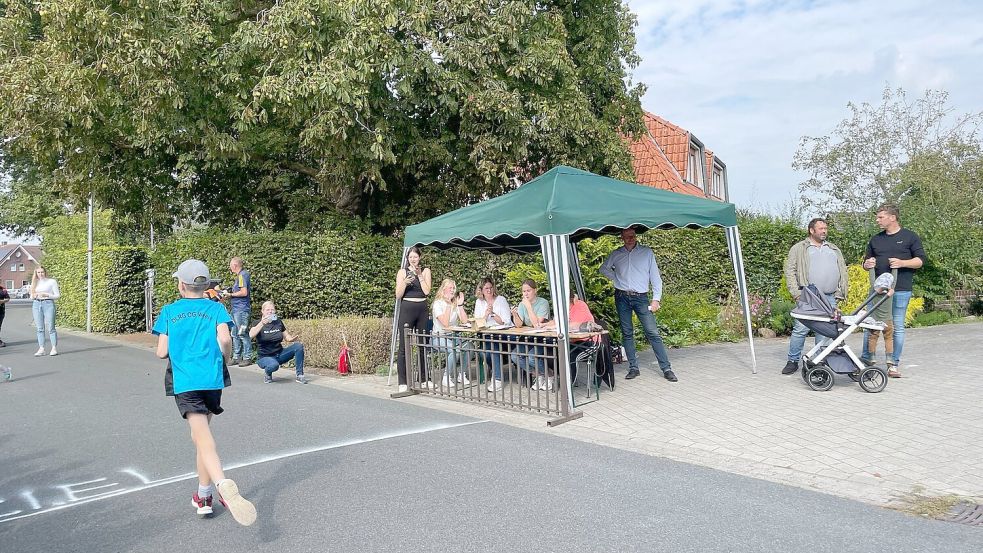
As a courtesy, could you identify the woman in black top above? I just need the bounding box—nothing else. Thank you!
[249,301,307,384]
[394,246,432,391]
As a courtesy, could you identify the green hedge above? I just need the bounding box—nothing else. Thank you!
[43,247,148,332]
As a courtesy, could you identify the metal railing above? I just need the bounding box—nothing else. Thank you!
[402,327,581,422]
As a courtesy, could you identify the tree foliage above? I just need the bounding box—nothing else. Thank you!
[794,86,983,220]
[0,0,645,234]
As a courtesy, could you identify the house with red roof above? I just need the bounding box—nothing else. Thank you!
[0,243,43,291]
[626,112,729,202]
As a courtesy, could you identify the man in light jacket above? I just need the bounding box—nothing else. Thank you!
[782,218,849,374]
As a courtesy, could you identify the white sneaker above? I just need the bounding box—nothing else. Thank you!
[397,384,408,393]
[49,348,58,356]
[531,376,545,391]
[442,374,455,388]
[545,377,554,391]
[458,373,470,386]
[421,380,435,390]
[35,347,45,357]
[487,379,503,392]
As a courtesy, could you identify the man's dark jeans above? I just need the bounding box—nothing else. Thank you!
[614,291,671,373]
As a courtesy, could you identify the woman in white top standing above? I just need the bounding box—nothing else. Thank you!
[432,278,469,389]
[30,265,61,356]
[473,277,512,392]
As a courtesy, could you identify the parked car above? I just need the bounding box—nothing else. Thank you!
[14,285,30,299]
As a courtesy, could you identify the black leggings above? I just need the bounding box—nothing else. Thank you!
[396,300,429,385]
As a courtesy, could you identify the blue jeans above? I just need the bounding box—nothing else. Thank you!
[231,310,252,360]
[433,335,459,376]
[508,335,547,377]
[861,291,911,365]
[257,343,305,376]
[482,337,505,380]
[787,292,836,362]
[615,291,671,372]
[32,299,57,348]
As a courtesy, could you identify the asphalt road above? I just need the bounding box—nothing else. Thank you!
[0,301,980,552]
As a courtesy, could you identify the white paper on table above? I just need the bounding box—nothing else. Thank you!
[487,324,513,330]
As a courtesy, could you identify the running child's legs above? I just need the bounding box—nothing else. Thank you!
[187,413,225,486]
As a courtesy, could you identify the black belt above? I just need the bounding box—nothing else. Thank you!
[615,289,647,296]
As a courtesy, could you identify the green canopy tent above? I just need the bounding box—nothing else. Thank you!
[390,166,757,419]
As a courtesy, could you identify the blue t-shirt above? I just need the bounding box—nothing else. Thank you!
[517,297,550,326]
[152,298,234,395]
[230,269,251,314]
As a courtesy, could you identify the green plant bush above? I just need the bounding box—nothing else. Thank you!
[766,298,796,336]
[655,293,735,347]
[911,310,960,327]
[43,247,149,332]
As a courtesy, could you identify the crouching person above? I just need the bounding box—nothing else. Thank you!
[250,301,307,384]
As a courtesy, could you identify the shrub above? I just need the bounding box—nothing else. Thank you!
[655,293,735,347]
[43,247,149,332]
[766,298,796,336]
[911,310,960,327]
[282,317,392,375]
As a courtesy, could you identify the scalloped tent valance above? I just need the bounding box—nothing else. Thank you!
[403,165,738,253]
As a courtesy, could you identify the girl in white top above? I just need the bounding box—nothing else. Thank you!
[432,278,469,388]
[30,265,61,356]
[473,277,512,392]
[473,277,512,328]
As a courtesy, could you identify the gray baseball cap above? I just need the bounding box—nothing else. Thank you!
[172,259,210,285]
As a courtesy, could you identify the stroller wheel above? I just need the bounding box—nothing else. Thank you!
[806,366,834,391]
[858,367,888,393]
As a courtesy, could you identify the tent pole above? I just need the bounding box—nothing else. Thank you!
[726,226,757,373]
[387,247,411,386]
[568,242,587,301]
[541,235,581,424]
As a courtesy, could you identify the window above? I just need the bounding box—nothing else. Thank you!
[18,263,25,272]
[15,251,21,258]
[8,264,14,272]
[4,280,12,289]
[686,143,706,192]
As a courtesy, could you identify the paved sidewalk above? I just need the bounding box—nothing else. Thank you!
[67,319,983,508]
[315,321,983,509]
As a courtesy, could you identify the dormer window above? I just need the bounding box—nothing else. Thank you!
[686,138,706,192]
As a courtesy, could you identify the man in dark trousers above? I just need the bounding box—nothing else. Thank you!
[860,204,926,378]
[0,284,8,347]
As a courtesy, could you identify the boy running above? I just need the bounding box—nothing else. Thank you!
[152,259,257,526]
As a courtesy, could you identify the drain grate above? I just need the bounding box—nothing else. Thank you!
[947,503,983,526]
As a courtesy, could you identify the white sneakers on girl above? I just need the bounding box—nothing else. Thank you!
[35,347,45,357]
[49,348,58,356]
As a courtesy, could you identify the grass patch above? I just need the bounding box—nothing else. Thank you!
[891,487,972,519]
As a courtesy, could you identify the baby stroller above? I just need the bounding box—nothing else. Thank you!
[791,274,894,393]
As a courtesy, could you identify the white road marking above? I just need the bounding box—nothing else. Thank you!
[0,420,486,524]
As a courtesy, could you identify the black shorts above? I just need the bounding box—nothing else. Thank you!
[174,390,224,419]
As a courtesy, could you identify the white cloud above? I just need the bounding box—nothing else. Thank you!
[625,0,983,211]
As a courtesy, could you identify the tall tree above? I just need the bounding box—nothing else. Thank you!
[793,86,982,222]
[0,0,645,233]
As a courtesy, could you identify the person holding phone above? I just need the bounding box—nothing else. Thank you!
[250,300,307,384]
[394,247,432,392]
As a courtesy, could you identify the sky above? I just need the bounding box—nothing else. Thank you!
[624,0,983,212]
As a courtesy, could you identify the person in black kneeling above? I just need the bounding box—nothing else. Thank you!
[249,300,307,384]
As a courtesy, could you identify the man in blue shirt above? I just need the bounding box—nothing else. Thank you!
[600,228,676,382]
[227,257,252,367]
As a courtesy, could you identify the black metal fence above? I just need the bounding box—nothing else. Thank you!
[402,327,583,422]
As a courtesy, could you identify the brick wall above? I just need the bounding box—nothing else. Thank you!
[933,289,979,311]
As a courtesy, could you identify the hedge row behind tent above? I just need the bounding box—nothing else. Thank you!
[394,166,756,419]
